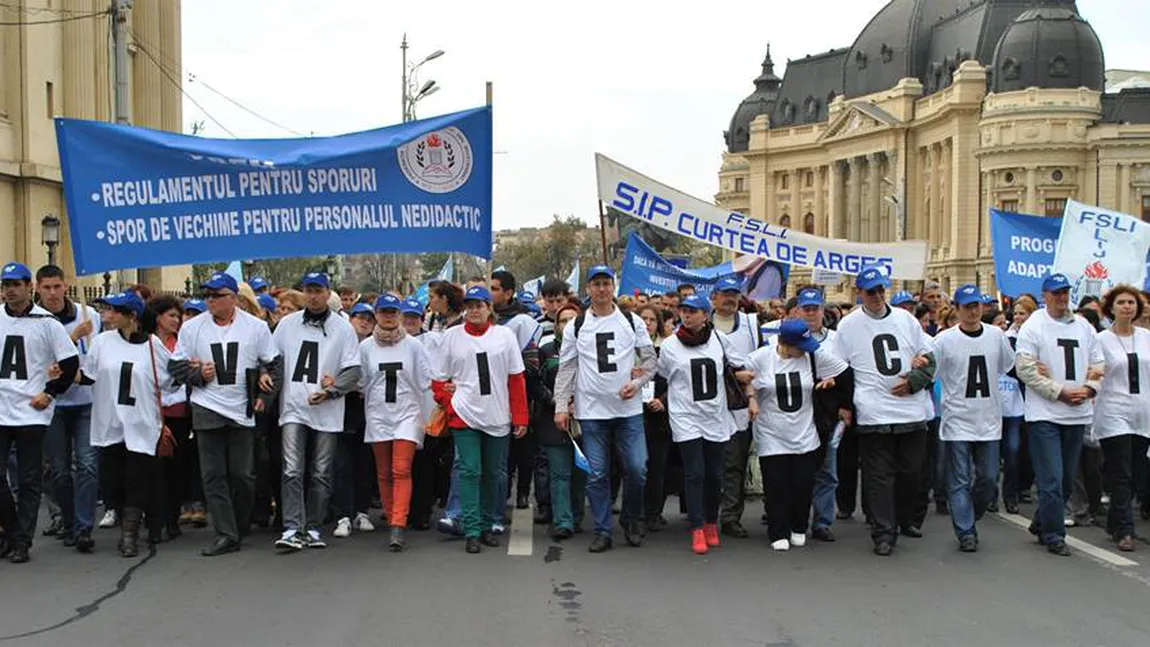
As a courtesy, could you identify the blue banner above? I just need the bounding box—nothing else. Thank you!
[55,107,493,275]
[990,209,1150,297]
[618,233,737,298]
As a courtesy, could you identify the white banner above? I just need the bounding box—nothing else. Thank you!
[1053,200,1150,304]
[595,154,929,279]
[812,267,843,286]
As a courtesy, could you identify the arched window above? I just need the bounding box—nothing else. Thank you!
[803,213,815,234]
[780,214,792,228]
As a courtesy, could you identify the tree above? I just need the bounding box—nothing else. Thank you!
[492,215,603,288]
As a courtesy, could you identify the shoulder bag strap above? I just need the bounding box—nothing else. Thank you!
[148,336,165,421]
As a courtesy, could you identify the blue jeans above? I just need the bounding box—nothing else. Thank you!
[1000,417,1023,504]
[45,405,99,536]
[280,424,339,533]
[580,416,647,537]
[945,440,1000,539]
[811,443,839,531]
[1028,421,1085,545]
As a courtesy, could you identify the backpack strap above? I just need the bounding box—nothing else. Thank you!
[573,312,586,339]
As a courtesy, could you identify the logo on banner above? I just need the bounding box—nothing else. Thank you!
[1071,260,1113,305]
[397,127,473,194]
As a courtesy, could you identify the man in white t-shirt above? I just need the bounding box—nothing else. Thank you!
[271,272,361,553]
[1015,273,1104,556]
[35,264,101,552]
[710,276,760,539]
[934,285,1015,552]
[834,265,936,556]
[554,265,656,552]
[0,262,80,564]
[171,271,281,557]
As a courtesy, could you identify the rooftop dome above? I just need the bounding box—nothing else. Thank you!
[991,2,1104,93]
[725,45,782,153]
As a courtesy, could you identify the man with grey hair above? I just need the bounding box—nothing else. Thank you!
[921,280,944,336]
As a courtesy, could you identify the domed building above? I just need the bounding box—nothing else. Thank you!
[715,0,1150,296]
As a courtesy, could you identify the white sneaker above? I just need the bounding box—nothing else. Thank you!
[491,523,506,535]
[790,532,807,547]
[353,512,375,532]
[98,509,118,528]
[771,539,790,551]
[306,529,327,549]
[333,517,351,538]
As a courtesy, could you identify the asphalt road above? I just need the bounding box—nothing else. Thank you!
[2,500,1150,647]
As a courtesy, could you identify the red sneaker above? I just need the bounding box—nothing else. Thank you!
[703,523,721,547]
[691,529,708,555]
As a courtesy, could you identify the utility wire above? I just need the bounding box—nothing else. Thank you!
[0,9,107,26]
[132,38,237,137]
[131,28,307,137]
[0,1,100,15]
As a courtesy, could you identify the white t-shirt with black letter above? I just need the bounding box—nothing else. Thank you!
[1016,309,1103,425]
[175,309,277,428]
[435,325,525,437]
[273,311,360,433]
[88,332,172,456]
[55,302,101,408]
[360,335,433,446]
[933,323,1015,442]
[999,330,1025,419]
[657,331,737,443]
[834,306,934,426]
[0,304,80,427]
[749,346,849,456]
[560,306,653,421]
[1093,328,1150,439]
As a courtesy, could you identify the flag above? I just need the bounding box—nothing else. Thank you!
[565,260,580,294]
[435,255,454,281]
[224,260,244,283]
[571,434,592,475]
[522,275,545,297]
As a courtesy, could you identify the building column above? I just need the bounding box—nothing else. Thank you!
[885,149,898,240]
[980,170,991,257]
[815,166,828,236]
[942,138,953,249]
[868,152,883,243]
[848,157,862,241]
[1025,166,1038,215]
[1119,163,1132,214]
[930,145,942,248]
[829,161,844,238]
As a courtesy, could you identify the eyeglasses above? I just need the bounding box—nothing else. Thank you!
[864,287,886,296]
[203,292,233,300]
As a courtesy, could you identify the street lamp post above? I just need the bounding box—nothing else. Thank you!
[325,254,337,284]
[102,272,112,296]
[399,36,445,292]
[41,213,61,266]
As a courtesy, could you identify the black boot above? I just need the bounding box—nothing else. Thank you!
[119,506,143,558]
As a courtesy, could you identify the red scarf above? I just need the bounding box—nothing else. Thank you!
[465,320,490,336]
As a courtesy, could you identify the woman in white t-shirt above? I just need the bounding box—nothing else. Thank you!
[747,319,850,551]
[1094,285,1150,552]
[999,295,1037,514]
[83,292,173,558]
[656,295,743,555]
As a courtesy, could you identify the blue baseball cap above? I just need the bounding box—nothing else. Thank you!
[855,264,891,291]
[679,294,713,315]
[714,276,743,294]
[954,284,981,306]
[1042,273,1071,293]
[375,293,403,311]
[517,291,536,304]
[525,302,542,317]
[257,293,277,312]
[249,276,269,292]
[778,319,820,353]
[183,298,206,314]
[796,287,824,308]
[103,291,145,317]
[350,302,374,317]
[401,299,424,316]
[980,293,997,305]
[1,262,32,281]
[464,285,492,304]
[890,291,915,306]
[586,265,615,281]
[300,272,330,288]
[202,271,239,294]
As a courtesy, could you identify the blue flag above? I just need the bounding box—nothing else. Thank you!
[55,107,493,275]
[572,437,592,475]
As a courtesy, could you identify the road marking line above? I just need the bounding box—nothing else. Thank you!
[508,506,534,556]
[993,512,1138,567]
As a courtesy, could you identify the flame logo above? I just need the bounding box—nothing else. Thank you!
[1083,261,1109,280]
[426,133,442,147]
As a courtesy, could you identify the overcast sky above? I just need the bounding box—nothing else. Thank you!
[181,0,1149,232]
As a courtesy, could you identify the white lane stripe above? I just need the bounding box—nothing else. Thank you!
[507,506,534,556]
[992,512,1138,567]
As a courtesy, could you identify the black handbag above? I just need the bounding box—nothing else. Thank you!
[721,345,749,411]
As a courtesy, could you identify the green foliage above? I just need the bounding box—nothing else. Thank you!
[491,215,604,287]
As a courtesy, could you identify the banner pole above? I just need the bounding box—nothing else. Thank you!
[486,81,494,285]
[597,200,609,265]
